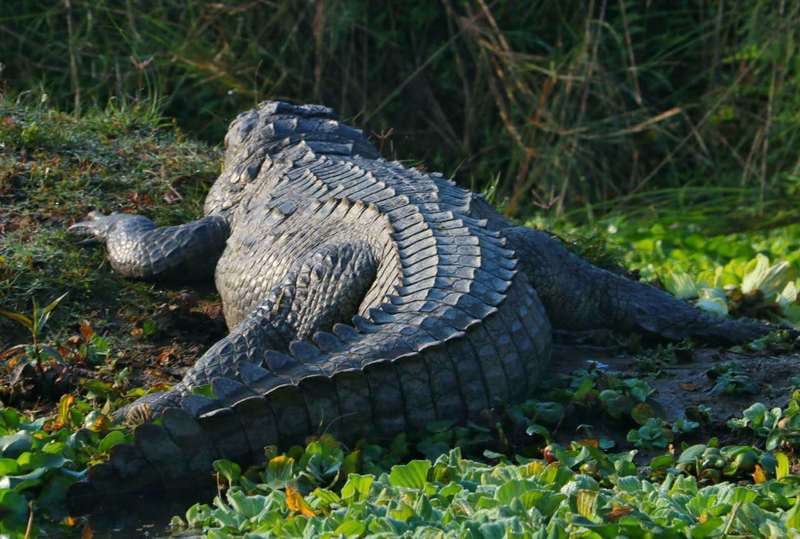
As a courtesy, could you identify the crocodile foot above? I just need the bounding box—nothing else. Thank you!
[68,211,123,241]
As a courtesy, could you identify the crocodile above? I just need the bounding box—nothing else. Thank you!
[67,100,770,509]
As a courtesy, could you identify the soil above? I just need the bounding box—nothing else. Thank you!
[0,283,227,412]
[549,341,800,454]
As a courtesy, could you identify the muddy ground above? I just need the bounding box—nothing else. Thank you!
[550,340,800,453]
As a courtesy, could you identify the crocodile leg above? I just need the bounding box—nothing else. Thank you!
[69,211,229,280]
[120,239,379,422]
[503,226,771,343]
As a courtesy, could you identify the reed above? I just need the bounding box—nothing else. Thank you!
[1,0,798,227]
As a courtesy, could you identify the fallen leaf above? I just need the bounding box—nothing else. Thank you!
[79,320,94,341]
[50,394,75,430]
[285,485,316,517]
[753,464,767,484]
[607,504,633,520]
[157,346,177,364]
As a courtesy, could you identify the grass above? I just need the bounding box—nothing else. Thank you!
[0,97,799,537]
[2,1,800,222]
[0,94,223,356]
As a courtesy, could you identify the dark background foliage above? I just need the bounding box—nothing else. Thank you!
[2,0,799,224]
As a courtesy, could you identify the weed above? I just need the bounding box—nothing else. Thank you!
[0,292,69,381]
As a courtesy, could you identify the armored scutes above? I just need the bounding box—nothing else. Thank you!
[68,101,770,508]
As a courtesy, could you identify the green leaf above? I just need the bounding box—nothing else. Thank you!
[190,384,215,399]
[0,458,19,475]
[0,466,47,491]
[0,309,33,331]
[439,481,462,498]
[525,423,551,440]
[226,488,267,519]
[335,520,366,537]
[17,450,65,471]
[664,270,699,299]
[341,473,373,501]
[389,501,416,522]
[41,291,69,317]
[212,459,241,486]
[98,430,127,453]
[650,454,674,470]
[743,402,769,427]
[672,418,700,434]
[742,255,794,298]
[631,403,656,425]
[786,495,800,530]
[696,296,729,317]
[575,489,598,519]
[141,319,157,337]
[32,291,69,338]
[0,489,28,530]
[690,516,725,538]
[478,521,507,539]
[496,479,539,505]
[310,487,340,508]
[0,431,33,459]
[262,455,294,487]
[776,452,790,480]
[624,379,654,403]
[778,281,798,306]
[389,460,431,489]
[616,475,642,494]
[599,389,632,419]
[572,377,594,402]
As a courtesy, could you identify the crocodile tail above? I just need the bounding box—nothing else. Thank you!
[503,226,778,344]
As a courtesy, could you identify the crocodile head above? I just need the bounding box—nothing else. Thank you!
[203,100,378,217]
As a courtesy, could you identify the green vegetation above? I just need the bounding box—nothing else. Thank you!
[0,397,130,536]
[3,1,800,224]
[171,442,800,537]
[0,97,224,396]
[158,367,800,537]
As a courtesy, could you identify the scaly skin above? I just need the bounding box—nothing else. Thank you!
[67,101,771,511]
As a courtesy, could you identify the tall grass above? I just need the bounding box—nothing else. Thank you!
[1,0,799,226]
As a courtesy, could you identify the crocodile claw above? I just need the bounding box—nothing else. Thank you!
[113,389,187,425]
[68,211,117,241]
